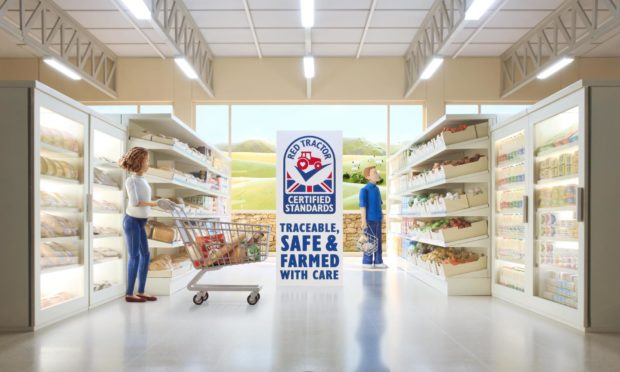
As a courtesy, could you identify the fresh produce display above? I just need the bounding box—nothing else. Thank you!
[407,153,486,186]
[402,192,467,215]
[537,185,577,208]
[402,217,473,235]
[538,213,578,239]
[536,129,578,155]
[538,151,578,180]
[392,123,480,173]
[409,241,481,264]
[538,241,578,269]
[418,247,480,265]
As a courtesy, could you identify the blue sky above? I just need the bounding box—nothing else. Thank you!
[195,104,423,148]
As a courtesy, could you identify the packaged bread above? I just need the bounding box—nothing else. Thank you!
[40,212,79,237]
[152,224,179,243]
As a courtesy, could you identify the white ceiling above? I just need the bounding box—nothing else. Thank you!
[0,0,618,58]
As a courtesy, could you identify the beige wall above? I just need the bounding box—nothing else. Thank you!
[1,56,619,127]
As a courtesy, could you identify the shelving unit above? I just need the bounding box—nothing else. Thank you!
[387,114,495,295]
[490,80,620,331]
[122,114,231,296]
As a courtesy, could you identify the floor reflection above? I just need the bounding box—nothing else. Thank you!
[272,286,346,371]
[356,270,389,372]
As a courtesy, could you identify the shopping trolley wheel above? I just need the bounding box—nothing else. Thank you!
[202,292,209,301]
[247,293,260,305]
[193,294,204,305]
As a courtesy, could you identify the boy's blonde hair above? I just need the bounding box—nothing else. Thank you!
[363,166,376,179]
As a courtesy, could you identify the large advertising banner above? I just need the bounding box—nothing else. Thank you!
[276,131,343,285]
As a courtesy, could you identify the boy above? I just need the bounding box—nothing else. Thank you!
[359,166,386,269]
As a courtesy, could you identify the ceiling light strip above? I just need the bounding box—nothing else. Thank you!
[452,0,509,59]
[0,0,118,97]
[404,0,468,98]
[500,0,620,97]
[150,0,215,97]
[109,0,165,59]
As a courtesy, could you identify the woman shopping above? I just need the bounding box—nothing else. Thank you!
[119,147,174,303]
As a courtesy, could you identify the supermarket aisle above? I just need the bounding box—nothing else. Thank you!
[0,258,619,372]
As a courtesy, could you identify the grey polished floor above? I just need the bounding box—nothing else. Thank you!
[1,257,619,372]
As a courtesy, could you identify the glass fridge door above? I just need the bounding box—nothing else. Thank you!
[38,106,87,311]
[91,120,126,302]
[494,129,527,292]
[533,107,580,309]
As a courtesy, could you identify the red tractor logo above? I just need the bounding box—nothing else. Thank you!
[297,151,323,170]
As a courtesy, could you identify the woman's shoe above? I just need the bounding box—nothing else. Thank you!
[137,293,158,301]
[125,295,146,303]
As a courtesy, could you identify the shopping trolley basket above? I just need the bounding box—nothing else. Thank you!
[170,207,271,305]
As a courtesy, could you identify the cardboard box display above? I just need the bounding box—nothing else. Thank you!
[437,256,487,277]
[466,188,488,207]
[430,220,487,243]
[439,124,477,145]
[475,122,489,138]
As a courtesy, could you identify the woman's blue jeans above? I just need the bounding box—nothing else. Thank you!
[123,215,149,296]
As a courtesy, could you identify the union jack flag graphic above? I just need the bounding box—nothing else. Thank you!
[286,171,333,193]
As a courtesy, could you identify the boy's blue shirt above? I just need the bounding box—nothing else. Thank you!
[359,182,382,222]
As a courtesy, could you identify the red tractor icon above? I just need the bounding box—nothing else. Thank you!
[297,151,323,170]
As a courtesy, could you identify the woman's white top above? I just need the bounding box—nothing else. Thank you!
[125,175,151,219]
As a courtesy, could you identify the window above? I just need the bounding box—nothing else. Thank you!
[389,105,424,155]
[196,104,409,211]
[195,105,229,152]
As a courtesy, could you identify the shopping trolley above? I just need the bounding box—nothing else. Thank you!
[170,206,271,305]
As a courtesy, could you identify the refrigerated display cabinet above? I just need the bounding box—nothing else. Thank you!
[491,80,620,331]
[0,81,127,330]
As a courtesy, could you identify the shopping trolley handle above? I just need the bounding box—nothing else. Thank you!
[156,198,180,211]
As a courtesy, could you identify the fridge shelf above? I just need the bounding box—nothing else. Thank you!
[537,264,578,274]
[40,263,82,275]
[535,142,579,159]
[40,175,81,185]
[535,175,578,187]
[391,136,489,176]
[40,142,81,158]
[41,206,81,213]
[40,236,81,243]
[536,206,576,213]
[496,157,525,169]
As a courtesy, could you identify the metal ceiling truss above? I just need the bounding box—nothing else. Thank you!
[404,0,468,98]
[0,0,118,97]
[500,0,620,97]
[151,0,215,97]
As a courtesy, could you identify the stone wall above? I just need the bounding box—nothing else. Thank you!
[232,212,386,252]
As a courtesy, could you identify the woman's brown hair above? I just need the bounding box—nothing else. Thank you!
[119,147,149,173]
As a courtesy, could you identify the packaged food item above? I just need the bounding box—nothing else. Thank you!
[40,212,79,237]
